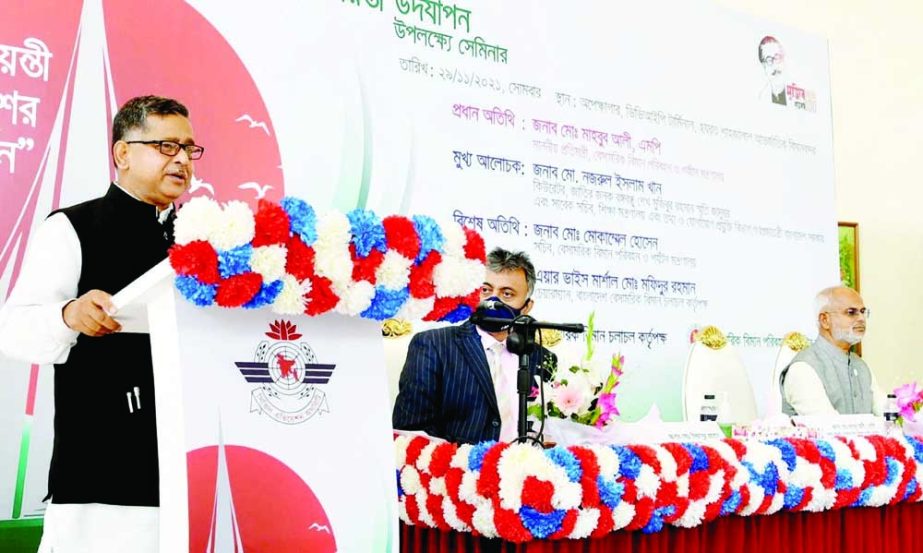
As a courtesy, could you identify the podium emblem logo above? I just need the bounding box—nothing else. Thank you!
[235,320,336,425]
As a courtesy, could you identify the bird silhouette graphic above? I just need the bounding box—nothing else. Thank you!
[235,113,271,135]
[239,181,273,199]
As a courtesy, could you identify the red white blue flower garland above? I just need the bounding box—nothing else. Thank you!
[394,433,923,541]
[168,197,486,321]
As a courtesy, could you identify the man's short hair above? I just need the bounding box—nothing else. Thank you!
[112,95,189,146]
[758,35,781,62]
[486,247,536,297]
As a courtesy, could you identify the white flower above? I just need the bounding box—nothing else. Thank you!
[570,508,600,539]
[376,251,413,290]
[210,201,255,250]
[416,442,439,473]
[313,211,352,287]
[173,196,223,245]
[270,275,309,315]
[551,380,593,418]
[471,503,497,538]
[250,245,287,282]
[334,280,375,316]
[401,466,421,494]
[398,498,411,524]
[416,488,436,528]
[675,500,706,528]
[451,444,473,470]
[442,496,470,532]
[394,436,410,467]
[429,476,447,496]
[433,257,483,298]
[396,296,435,320]
[612,502,636,530]
[440,220,466,258]
[635,465,660,499]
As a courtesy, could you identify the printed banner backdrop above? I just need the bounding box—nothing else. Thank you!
[0,0,837,540]
[171,300,396,552]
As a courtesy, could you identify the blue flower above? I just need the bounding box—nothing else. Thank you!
[347,209,386,257]
[783,485,805,509]
[175,275,216,306]
[361,287,409,320]
[909,437,923,463]
[835,469,854,490]
[546,447,582,482]
[597,476,625,508]
[441,304,473,323]
[519,507,566,539]
[396,469,404,498]
[853,488,873,507]
[243,279,283,309]
[413,215,445,262]
[903,478,918,501]
[612,446,642,480]
[743,460,779,497]
[884,457,901,487]
[468,441,497,471]
[765,439,797,472]
[641,506,674,534]
[281,197,317,245]
[683,443,709,473]
[218,244,252,279]
[721,490,742,515]
[816,440,836,462]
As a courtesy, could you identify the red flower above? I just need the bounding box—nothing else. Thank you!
[169,241,220,284]
[350,243,384,284]
[492,499,532,542]
[252,200,291,247]
[521,476,555,513]
[408,251,442,298]
[426,493,449,530]
[424,296,462,321]
[476,444,507,499]
[688,472,711,501]
[662,443,692,476]
[429,443,457,478]
[462,226,486,261]
[590,505,614,538]
[571,446,601,508]
[285,235,316,281]
[305,275,338,316]
[215,273,262,307]
[549,510,578,540]
[382,215,421,260]
[625,497,654,531]
[724,439,747,459]
[404,437,429,467]
[628,445,662,473]
[405,495,421,525]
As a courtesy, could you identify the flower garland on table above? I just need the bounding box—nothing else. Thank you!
[168,197,486,321]
[394,433,923,542]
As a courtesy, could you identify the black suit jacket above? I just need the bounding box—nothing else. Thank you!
[392,321,554,444]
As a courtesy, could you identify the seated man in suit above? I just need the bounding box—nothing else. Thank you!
[393,247,554,444]
[781,285,884,416]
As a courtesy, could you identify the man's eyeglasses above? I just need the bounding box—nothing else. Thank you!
[826,307,870,319]
[126,140,205,160]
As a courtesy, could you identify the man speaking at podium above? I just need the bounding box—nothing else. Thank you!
[393,247,555,444]
[0,96,203,552]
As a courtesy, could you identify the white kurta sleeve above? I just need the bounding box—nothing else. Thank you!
[782,361,838,416]
[0,213,81,364]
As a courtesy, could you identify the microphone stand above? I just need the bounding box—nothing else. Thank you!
[475,314,585,444]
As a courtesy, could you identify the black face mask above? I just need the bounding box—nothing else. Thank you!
[472,296,525,333]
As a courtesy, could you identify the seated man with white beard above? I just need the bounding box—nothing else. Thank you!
[781,286,885,416]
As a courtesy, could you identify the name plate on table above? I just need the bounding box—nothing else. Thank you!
[791,414,887,437]
[543,418,725,446]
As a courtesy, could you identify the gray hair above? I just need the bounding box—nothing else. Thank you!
[813,285,849,323]
[486,247,536,297]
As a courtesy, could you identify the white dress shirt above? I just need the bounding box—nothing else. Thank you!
[475,326,520,442]
[0,184,171,553]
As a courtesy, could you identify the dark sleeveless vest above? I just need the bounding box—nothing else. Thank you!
[48,184,173,506]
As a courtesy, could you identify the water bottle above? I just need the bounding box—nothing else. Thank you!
[700,394,718,422]
[884,393,899,432]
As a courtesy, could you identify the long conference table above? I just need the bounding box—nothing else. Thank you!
[395,431,923,552]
